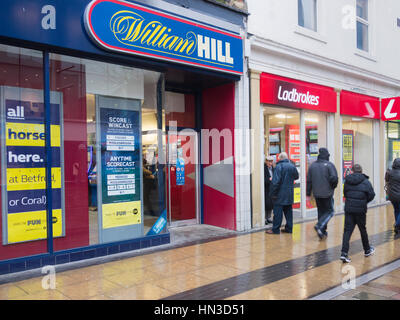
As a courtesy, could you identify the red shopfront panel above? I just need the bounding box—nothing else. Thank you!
[382,97,400,121]
[202,83,236,230]
[260,73,337,113]
[340,90,380,119]
[165,94,195,128]
[166,133,197,222]
[50,59,89,251]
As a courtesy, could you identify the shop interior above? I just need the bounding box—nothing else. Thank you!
[263,106,328,214]
[85,69,164,244]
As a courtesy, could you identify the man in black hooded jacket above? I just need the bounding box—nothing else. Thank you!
[306,148,338,239]
[385,158,400,234]
[340,164,375,263]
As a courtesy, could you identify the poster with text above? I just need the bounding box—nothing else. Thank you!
[3,96,64,244]
[342,130,354,180]
[100,107,141,229]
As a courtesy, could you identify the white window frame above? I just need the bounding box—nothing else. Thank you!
[356,0,369,52]
[297,0,318,32]
[295,0,328,44]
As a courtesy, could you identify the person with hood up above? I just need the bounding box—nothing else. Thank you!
[266,152,299,235]
[340,164,375,263]
[385,158,400,234]
[306,148,338,239]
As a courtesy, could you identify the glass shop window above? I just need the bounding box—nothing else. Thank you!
[0,44,50,261]
[49,54,165,251]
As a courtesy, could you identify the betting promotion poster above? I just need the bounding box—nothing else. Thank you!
[2,89,64,245]
[176,139,185,186]
[342,130,354,179]
[99,107,141,230]
[286,125,301,204]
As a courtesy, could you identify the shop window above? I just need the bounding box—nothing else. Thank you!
[49,54,164,250]
[263,106,301,214]
[356,0,369,52]
[0,45,50,261]
[298,0,317,32]
[305,112,327,211]
[342,116,374,191]
[386,121,400,170]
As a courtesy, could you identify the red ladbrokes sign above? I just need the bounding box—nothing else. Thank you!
[260,73,337,113]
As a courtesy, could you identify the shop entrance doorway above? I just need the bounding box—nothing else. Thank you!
[166,131,200,227]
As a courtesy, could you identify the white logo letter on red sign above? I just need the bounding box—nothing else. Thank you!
[384,99,397,120]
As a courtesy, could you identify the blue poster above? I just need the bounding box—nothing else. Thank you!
[99,107,142,229]
[146,209,167,236]
[176,140,185,186]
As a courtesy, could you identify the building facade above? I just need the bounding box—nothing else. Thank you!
[0,0,250,275]
[247,0,400,227]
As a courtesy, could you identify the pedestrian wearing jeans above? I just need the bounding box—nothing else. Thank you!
[385,158,400,234]
[266,152,299,235]
[340,164,375,263]
[306,148,338,239]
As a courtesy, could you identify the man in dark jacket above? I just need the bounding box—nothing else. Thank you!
[385,158,400,234]
[266,152,299,234]
[306,148,338,239]
[340,164,375,263]
[264,156,274,224]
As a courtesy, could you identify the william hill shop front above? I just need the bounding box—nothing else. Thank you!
[0,0,245,275]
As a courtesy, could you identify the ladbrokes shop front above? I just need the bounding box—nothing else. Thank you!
[0,0,246,274]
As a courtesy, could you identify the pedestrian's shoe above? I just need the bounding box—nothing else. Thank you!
[267,218,273,224]
[314,225,324,240]
[340,253,351,263]
[364,246,375,257]
[265,229,279,235]
[281,228,292,234]
[394,225,400,234]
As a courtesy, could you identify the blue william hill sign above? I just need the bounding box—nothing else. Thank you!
[84,0,243,75]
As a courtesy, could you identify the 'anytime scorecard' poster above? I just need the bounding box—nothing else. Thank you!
[100,107,141,230]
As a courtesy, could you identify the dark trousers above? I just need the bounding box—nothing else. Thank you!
[390,200,400,227]
[315,197,334,233]
[272,204,293,234]
[341,211,370,254]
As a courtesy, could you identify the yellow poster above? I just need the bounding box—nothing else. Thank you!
[3,96,64,245]
[102,201,141,229]
[7,209,62,243]
[6,122,60,147]
[294,187,301,203]
[393,141,400,159]
[343,134,353,161]
[6,167,62,191]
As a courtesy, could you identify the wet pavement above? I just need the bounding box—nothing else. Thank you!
[0,204,399,300]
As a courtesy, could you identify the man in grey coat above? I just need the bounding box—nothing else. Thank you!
[306,148,338,239]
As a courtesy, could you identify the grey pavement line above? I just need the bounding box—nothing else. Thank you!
[309,258,400,300]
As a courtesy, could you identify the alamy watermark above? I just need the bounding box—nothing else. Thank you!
[341,264,356,290]
[41,265,56,290]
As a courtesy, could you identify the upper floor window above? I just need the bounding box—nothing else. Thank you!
[356,0,369,51]
[298,0,317,32]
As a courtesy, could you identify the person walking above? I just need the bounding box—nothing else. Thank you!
[306,148,338,239]
[385,158,400,234]
[264,155,275,224]
[266,152,299,234]
[340,164,375,263]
